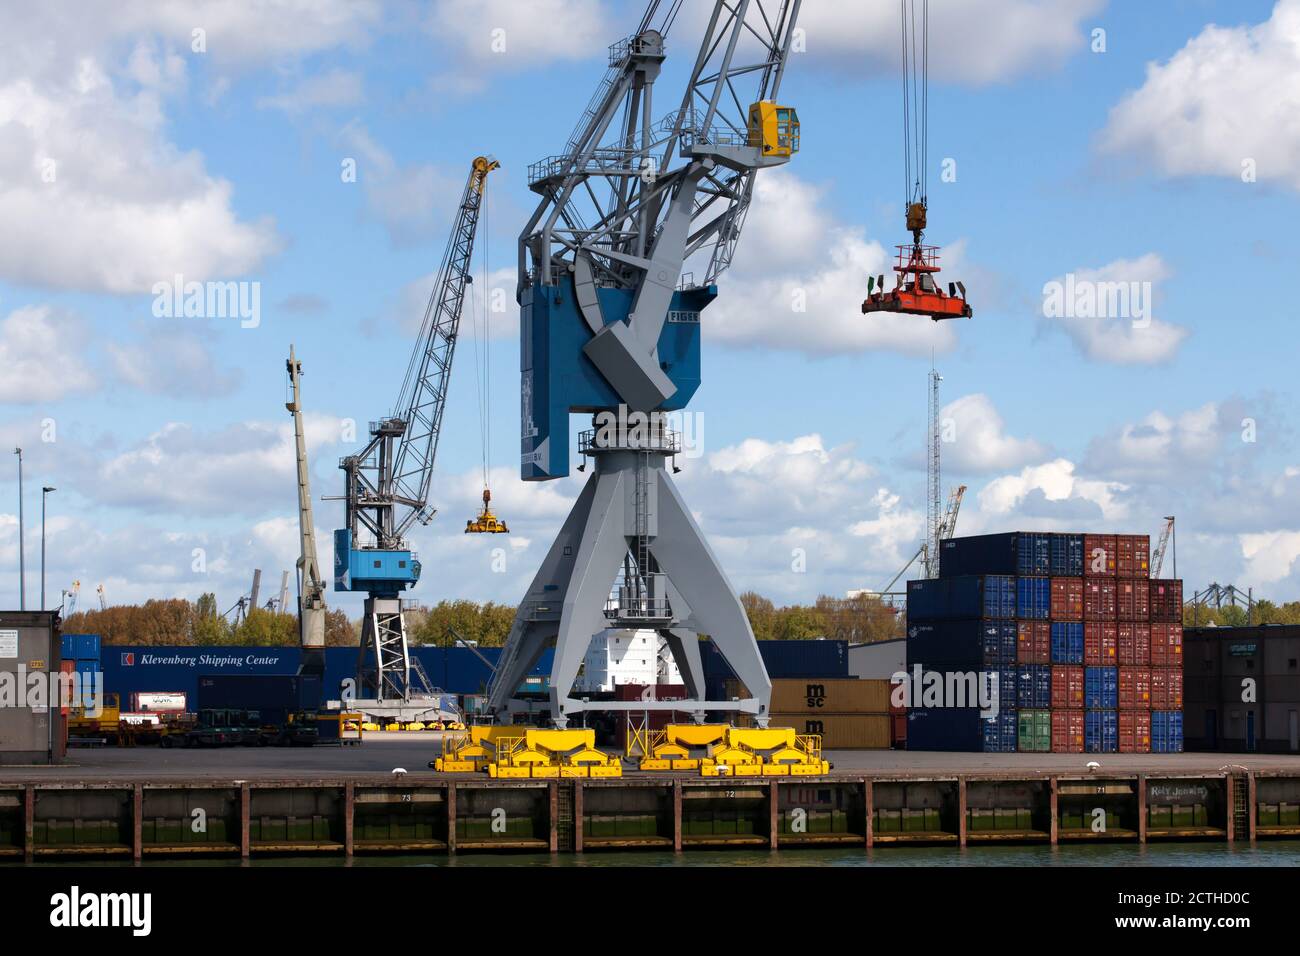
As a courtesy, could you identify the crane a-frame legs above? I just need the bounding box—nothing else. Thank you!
[487,436,771,728]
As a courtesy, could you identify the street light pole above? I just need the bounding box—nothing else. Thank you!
[41,486,55,611]
[14,448,24,610]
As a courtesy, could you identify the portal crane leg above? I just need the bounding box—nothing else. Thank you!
[487,445,769,728]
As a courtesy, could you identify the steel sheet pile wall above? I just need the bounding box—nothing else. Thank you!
[906,532,1183,753]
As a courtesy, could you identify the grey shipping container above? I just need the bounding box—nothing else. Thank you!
[0,611,65,764]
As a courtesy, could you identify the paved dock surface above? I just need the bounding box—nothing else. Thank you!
[3,735,1299,783]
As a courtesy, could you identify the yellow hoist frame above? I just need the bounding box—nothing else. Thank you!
[465,488,509,534]
[628,724,829,777]
[435,725,622,778]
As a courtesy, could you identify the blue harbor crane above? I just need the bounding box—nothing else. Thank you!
[486,0,802,727]
[332,155,499,709]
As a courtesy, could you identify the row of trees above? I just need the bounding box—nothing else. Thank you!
[60,592,904,647]
[58,591,1300,647]
[61,594,356,647]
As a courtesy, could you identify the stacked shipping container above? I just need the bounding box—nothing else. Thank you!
[907,531,1183,753]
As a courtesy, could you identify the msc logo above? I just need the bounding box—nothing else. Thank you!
[803,719,825,735]
[120,653,135,666]
[804,683,826,708]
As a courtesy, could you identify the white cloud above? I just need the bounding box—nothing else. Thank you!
[976,458,1128,525]
[339,122,460,245]
[381,266,516,339]
[108,330,242,398]
[1240,530,1300,584]
[93,414,345,516]
[1083,401,1237,480]
[1041,254,1188,364]
[1100,0,1300,189]
[942,393,1047,473]
[428,0,611,67]
[256,68,364,114]
[0,305,97,402]
[0,1,387,294]
[799,0,1105,85]
[708,170,961,356]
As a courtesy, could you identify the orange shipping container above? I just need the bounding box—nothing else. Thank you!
[769,678,892,714]
[771,712,891,749]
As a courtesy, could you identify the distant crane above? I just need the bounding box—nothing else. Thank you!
[332,155,499,707]
[96,583,107,611]
[873,484,966,607]
[1151,515,1175,578]
[1189,583,1254,626]
[63,580,81,616]
[286,347,327,677]
[262,571,289,612]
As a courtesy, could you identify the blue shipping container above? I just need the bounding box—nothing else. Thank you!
[701,639,847,691]
[98,645,554,706]
[906,621,1013,667]
[1017,533,1051,576]
[63,633,101,661]
[74,661,101,707]
[1050,534,1084,576]
[1016,665,1052,709]
[1017,576,1051,620]
[1085,710,1118,753]
[982,710,1018,753]
[907,707,986,752]
[1050,622,1084,664]
[60,634,73,659]
[1085,666,1118,709]
[1151,711,1184,753]
[997,667,1018,711]
[938,533,1019,577]
[906,575,1016,621]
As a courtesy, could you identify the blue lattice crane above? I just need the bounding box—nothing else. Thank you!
[334,155,499,704]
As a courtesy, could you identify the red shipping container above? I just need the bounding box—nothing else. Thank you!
[1051,709,1085,753]
[1118,666,1151,710]
[1150,623,1184,666]
[1083,578,1117,621]
[1016,621,1050,664]
[1115,535,1150,578]
[1084,622,1117,665]
[1083,534,1117,576]
[1116,579,1134,621]
[1119,711,1152,753]
[1117,623,1151,666]
[1132,580,1150,622]
[1149,579,1183,622]
[891,713,907,747]
[1051,664,1085,709]
[1150,667,1184,710]
[1050,577,1084,621]
[1132,535,1150,578]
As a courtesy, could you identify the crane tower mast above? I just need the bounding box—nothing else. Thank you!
[490,0,803,727]
[334,156,498,707]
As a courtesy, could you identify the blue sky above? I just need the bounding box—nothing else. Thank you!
[0,0,1296,619]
